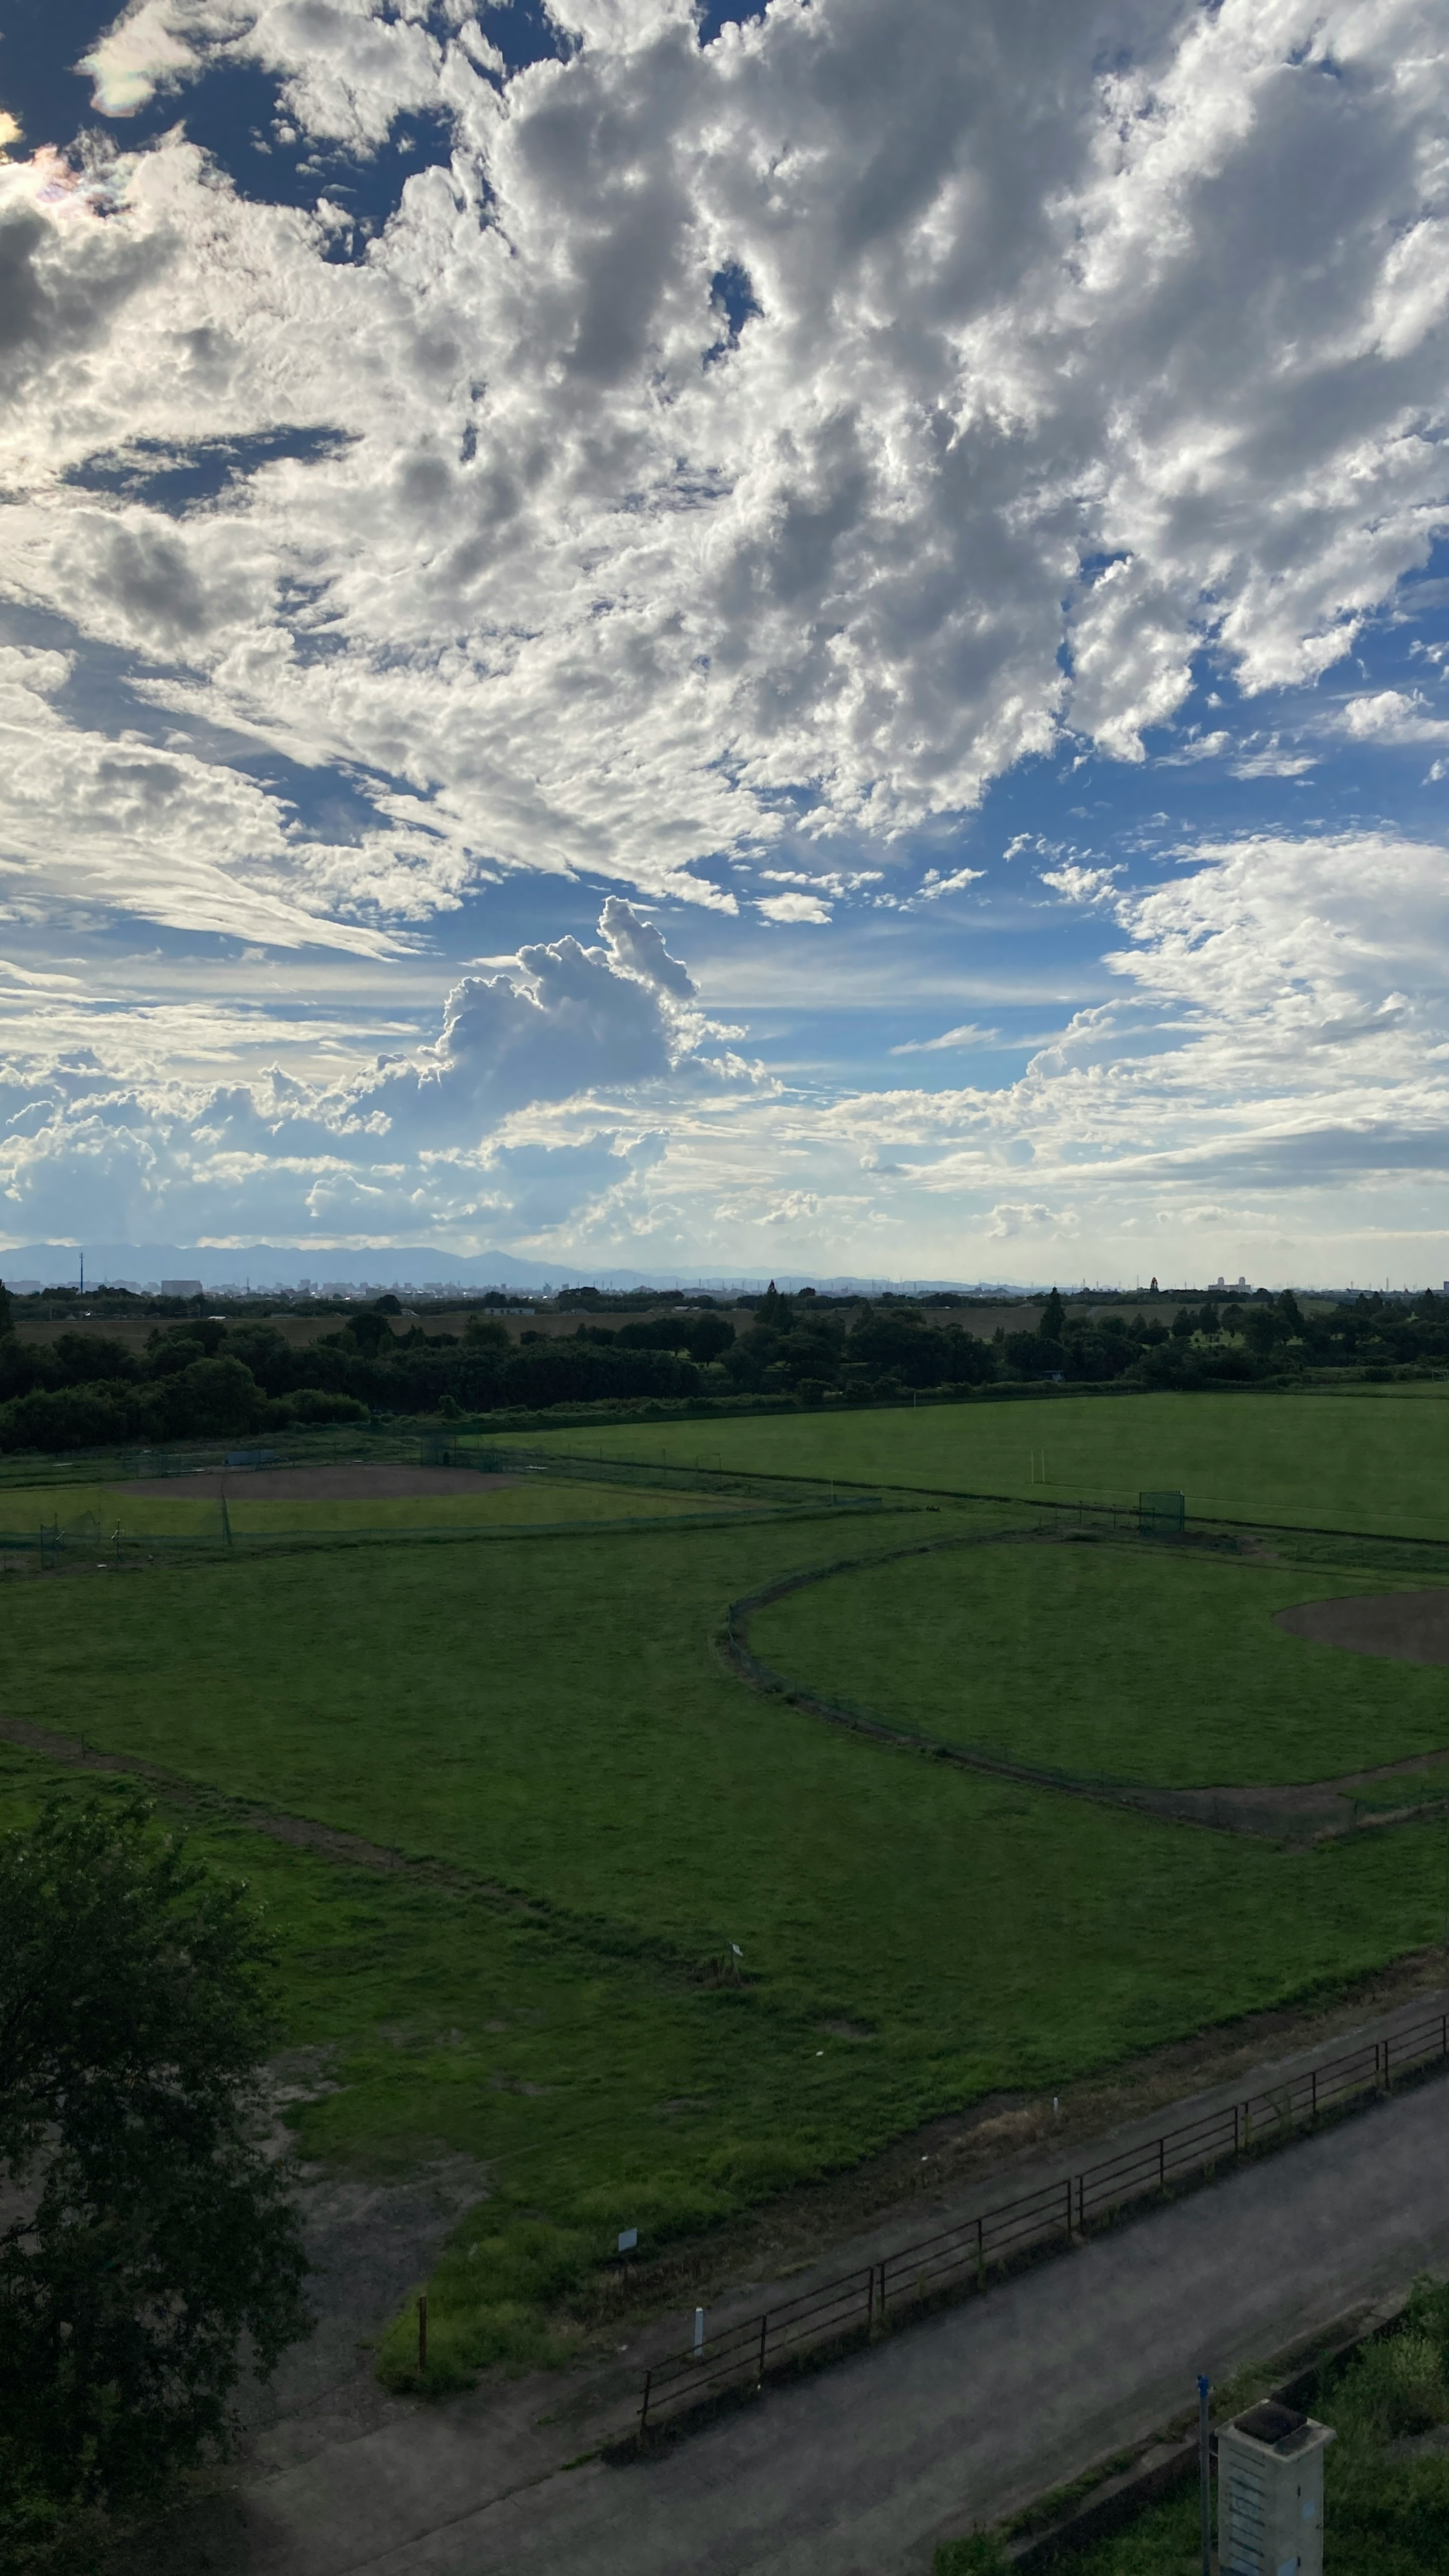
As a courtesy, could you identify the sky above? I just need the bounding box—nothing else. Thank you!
[1,0,1448,1289]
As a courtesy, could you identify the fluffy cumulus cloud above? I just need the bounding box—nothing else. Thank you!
[4,0,1449,912]
[3,0,1449,1272]
[6,836,1449,1273]
[0,897,738,1242]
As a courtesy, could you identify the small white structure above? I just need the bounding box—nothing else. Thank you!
[1220,2398,1334,2576]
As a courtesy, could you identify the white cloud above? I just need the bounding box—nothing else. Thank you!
[756,892,833,925]
[889,1023,1001,1055]
[760,869,883,896]
[1341,689,1449,747]
[7,4,1449,1282]
[7,825,1446,1270]
[1229,738,1319,779]
[1039,863,1123,906]
[918,867,986,901]
[0,0,1445,936]
[987,1202,1077,1240]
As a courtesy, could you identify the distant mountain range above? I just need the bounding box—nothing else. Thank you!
[0,1242,1015,1297]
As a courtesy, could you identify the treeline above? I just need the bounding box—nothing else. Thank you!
[1,1280,1446,1453]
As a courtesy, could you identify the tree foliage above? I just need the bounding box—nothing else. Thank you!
[0,1798,311,2542]
[6,1280,1449,1451]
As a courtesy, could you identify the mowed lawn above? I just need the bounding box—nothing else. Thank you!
[2,1511,1445,2216]
[503,1386,1449,1539]
[752,1537,1449,1787]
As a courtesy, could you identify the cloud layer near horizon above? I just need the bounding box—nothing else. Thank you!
[5,840,1449,1272]
[3,0,1449,1276]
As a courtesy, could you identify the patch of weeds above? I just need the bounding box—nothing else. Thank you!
[377,2218,592,2393]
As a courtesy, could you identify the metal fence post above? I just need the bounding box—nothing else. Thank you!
[758,2314,768,2381]
[640,2369,652,2435]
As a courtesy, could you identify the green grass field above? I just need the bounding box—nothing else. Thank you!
[6,1394,1449,2392]
[502,1386,1449,1539]
[0,1471,738,1546]
[751,1537,1449,1786]
[3,1475,1449,2386]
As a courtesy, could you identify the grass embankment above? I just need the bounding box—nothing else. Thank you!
[752,1539,1449,1787]
[501,1387,1449,1541]
[2,1499,1448,2390]
[938,2278,1449,2576]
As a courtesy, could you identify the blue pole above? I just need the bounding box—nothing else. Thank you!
[1198,2374,1212,2576]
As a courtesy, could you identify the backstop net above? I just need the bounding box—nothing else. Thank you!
[1138,1489,1186,1534]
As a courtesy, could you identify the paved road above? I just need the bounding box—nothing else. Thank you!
[236,2063,1449,2576]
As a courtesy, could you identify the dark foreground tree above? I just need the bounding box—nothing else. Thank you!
[0,1798,311,2551]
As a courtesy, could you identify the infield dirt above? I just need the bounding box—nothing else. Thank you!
[1275,1587,1449,1664]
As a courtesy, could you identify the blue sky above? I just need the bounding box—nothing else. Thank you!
[2,0,1448,1285]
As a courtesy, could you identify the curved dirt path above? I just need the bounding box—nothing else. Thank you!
[727,1531,1449,1844]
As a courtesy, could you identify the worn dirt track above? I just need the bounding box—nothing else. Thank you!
[125,1463,516,1501]
[1275,1586,1449,1664]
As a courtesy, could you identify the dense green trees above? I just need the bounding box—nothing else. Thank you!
[2,1283,1447,1452]
[0,1799,310,2556]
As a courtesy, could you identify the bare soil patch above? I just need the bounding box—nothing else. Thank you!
[1275,1587,1449,1665]
[124,1463,517,1501]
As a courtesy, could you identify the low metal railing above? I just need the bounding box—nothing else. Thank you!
[637,2005,1449,2433]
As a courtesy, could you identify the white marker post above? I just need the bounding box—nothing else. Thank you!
[694,2307,705,2359]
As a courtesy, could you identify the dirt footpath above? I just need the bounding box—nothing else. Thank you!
[124,1464,517,1501]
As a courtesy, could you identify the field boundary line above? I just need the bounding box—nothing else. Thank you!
[628,2009,1449,2445]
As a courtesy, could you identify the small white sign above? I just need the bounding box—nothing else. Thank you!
[617,2227,638,2255]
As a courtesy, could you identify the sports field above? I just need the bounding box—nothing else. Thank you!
[750,1537,1449,1787]
[502,1385,1449,1539]
[2,1406,1447,2391]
